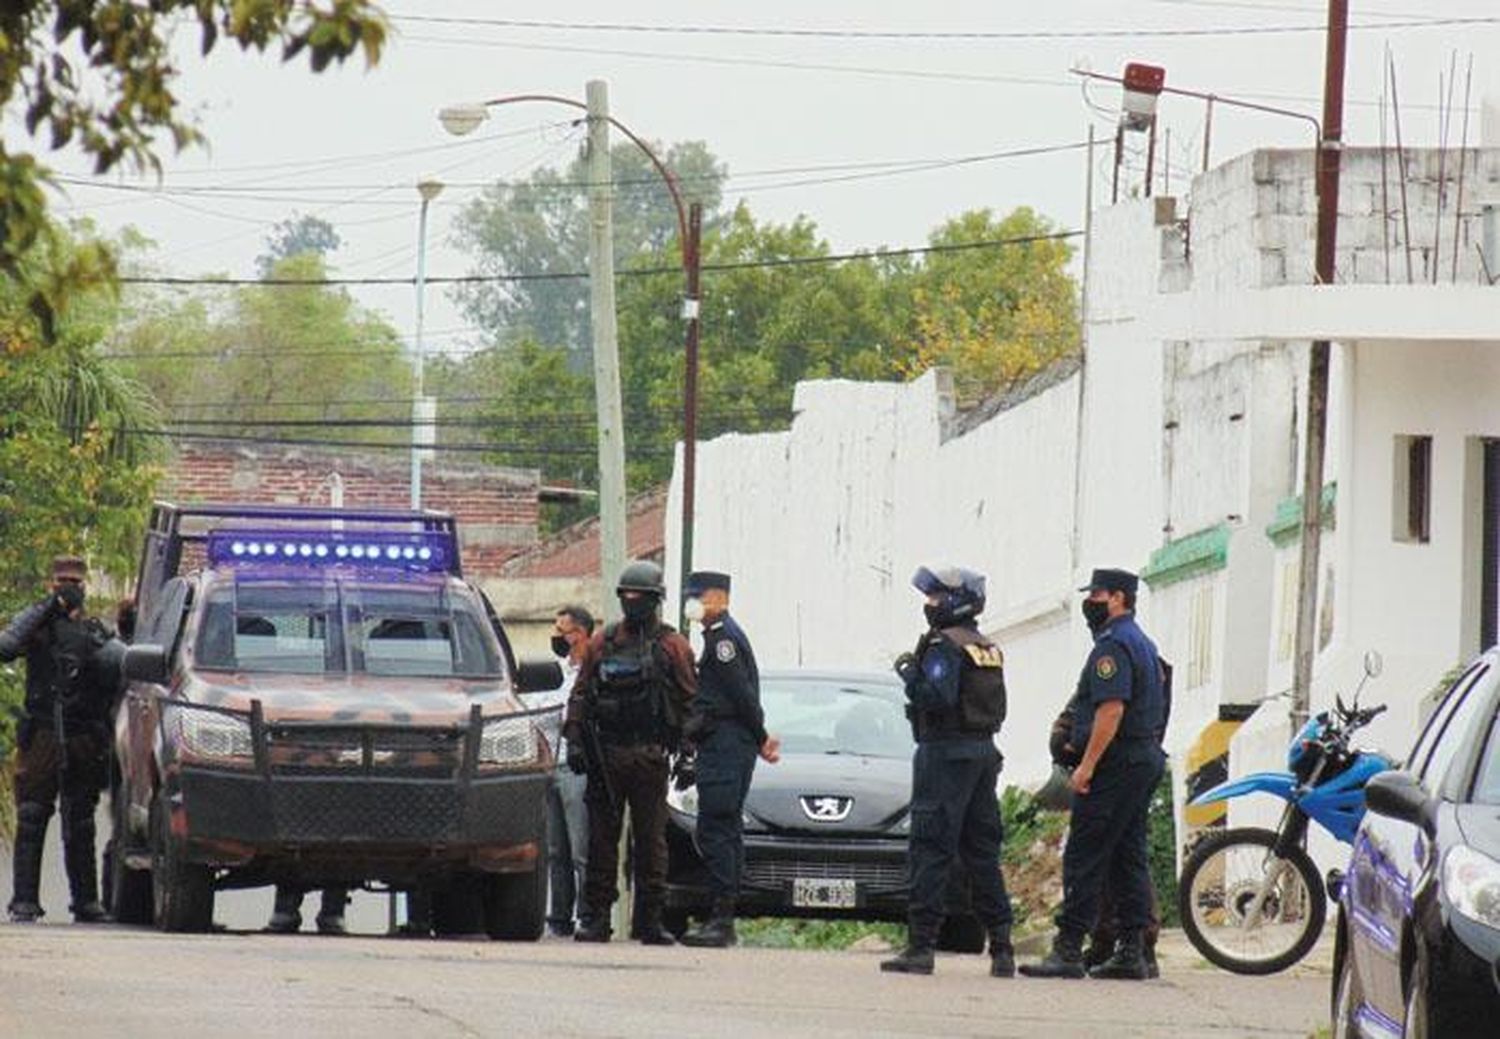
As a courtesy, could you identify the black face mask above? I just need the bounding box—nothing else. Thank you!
[1081,599,1110,633]
[550,634,570,658]
[57,583,86,614]
[621,596,658,624]
[923,603,948,629]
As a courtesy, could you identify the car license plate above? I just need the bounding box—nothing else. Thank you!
[792,878,857,909]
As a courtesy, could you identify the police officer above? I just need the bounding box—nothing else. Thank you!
[1021,568,1167,981]
[563,561,696,944]
[1,556,124,923]
[678,571,780,949]
[881,565,1015,977]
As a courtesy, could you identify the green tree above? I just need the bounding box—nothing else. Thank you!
[258,214,343,277]
[453,140,725,353]
[0,1,388,340]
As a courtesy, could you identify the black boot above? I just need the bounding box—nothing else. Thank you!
[573,913,612,943]
[265,885,303,933]
[1019,931,1087,979]
[7,802,51,923]
[680,901,736,948]
[62,799,110,923]
[988,924,1016,978]
[1089,930,1152,980]
[880,931,936,975]
[315,888,348,935]
[635,913,677,947]
[1082,938,1116,971]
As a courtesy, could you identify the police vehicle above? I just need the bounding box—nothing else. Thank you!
[106,503,560,936]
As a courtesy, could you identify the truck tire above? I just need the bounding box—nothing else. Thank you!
[151,797,214,933]
[484,865,546,941]
[105,790,153,925]
[431,875,487,937]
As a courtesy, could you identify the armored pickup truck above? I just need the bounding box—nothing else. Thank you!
[107,503,560,936]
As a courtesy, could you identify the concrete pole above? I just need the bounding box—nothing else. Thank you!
[1290,0,1349,734]
[587,80,628,623]
[411,178,443,510]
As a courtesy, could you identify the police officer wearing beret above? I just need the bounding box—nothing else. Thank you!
[1022,568,1167,980]
[882,565,1015,977]
[678,571,780,948]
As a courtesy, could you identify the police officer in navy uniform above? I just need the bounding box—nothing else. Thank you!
[678,571,781,949]
[563,560,697,944]
[1022,568,1167,981]
[881,565,1015,977]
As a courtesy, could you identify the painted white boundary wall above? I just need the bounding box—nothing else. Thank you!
[668,145,1500,871]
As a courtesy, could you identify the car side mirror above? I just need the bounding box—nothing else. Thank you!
[123,643,170,686]
[514,658,563,694]
[1364,770,1436,838]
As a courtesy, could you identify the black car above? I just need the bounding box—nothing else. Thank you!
[664,669,986,948]
[1333,647,1500,1037]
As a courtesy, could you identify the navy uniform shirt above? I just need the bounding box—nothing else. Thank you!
[1069,612,1165,749]
[695,614,766,745]
[905,638,965,715]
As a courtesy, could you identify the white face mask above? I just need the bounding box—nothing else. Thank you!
[683,597,706,623]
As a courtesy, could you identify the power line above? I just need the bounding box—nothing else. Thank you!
[159,410,789,430]
[114,229,1080,288]
[124,428,674,457]
[390,12,1500,38]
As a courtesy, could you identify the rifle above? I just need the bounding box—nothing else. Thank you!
[580,714,619,816]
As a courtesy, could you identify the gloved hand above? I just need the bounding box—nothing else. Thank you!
[566,742,589,776]
[671,753,697,791]
[55,583,85,617]
[893,652,920,685]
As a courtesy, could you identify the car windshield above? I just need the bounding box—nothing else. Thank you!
[195,579,501,678]
[763,677,912,759]
[1470,707,1500,805]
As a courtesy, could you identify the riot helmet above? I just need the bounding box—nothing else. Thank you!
[616,560,665,624]
[912,564,986,628]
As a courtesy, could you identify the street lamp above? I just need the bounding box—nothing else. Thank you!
[438,88,705,622]
[411,176,444,510]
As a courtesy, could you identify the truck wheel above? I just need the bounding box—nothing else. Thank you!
[106,793,153,925]
[151,798,214,933]
[431,875,487,937]
[483,865,546,941]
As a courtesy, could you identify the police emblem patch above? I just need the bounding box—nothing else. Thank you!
[1095,655,1118,680]
[716,639,737,663]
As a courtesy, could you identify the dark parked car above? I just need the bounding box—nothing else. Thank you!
[665,669,985,947]
[1333,647,1500,1037]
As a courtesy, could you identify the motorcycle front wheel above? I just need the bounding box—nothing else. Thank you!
[1177,826,1326,975]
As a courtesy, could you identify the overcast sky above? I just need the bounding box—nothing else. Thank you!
[24,0,1500,363]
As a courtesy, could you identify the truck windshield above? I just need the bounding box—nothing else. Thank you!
[195,580,501,678]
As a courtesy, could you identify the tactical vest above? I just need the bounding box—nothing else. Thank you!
[591,623,676,745]
[934,626,1007,735]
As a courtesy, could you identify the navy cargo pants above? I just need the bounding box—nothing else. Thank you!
[906,738,1013,943]
[1057,740,1166,939]
[694,723,759,906]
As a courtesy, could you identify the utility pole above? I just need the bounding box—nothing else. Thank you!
[677,202,703,628]
[410,178,443,509]
[586,79,628,623]
[1290,1,1349,733]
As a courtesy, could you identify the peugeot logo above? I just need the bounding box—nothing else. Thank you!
[799,795,853,822]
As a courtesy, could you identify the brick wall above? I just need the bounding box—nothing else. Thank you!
[163,441,540,576]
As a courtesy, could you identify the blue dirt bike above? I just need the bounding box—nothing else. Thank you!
[1177,655,1393,975]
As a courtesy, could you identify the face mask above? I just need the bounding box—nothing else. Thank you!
[550,634,570,658]
[1082,599,1110,633]
[621,596,658,623]
[683,597,705,623]
[923,603,947,629]
[57,583,86,614]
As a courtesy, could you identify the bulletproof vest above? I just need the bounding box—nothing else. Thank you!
[939,626,1007,734]
[592,623,672,743]
[33,616,116,724]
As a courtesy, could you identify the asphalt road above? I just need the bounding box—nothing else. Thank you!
[0,918,1333,1039]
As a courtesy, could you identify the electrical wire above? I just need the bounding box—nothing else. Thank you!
[123,427,674,456]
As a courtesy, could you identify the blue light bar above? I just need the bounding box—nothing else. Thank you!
[206,529,453,573]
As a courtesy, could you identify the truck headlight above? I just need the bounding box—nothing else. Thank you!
[478,715,540,768]
[666,783,698,818]
[174,708,253,760]
[1443,846,1500,931]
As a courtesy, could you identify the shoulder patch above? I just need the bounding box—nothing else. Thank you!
[963,644,1004,669]
[716,639,737,663]
[1095,654,1118,681]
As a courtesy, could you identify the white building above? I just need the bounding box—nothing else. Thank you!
[666,137,1500,872]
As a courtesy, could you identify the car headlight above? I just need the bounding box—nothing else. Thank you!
[174,708,253,759]
[478,715,540,768]
[891,811,911,835]
[1443,846,1500,931]
[667,783,698,818]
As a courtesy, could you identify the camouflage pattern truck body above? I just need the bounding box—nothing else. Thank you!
[108,503,560,936]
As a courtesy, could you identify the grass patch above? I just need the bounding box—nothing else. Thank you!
[737,918,904,950]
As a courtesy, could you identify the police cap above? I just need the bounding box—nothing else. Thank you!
[685,570,731,596]
[1080,567,1138,598]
